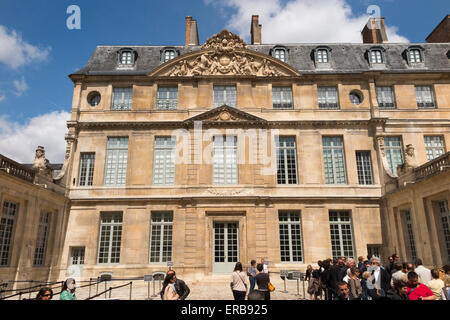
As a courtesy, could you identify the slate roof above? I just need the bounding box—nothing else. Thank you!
[72,43,450,77]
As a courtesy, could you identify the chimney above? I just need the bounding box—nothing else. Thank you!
[250,15,262,45]
[185,16,199,46]
[426,14,450,43]
[361,17,388,44]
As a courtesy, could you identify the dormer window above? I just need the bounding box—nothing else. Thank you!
[313,47,332,68]
[405,47,425,64]
[161,48,178,63]
[117,48,137,67]
[271,46,288,63]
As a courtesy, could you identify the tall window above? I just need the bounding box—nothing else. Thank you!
[437,201,450,263]
[402,210,417,261]
[408,49,423,63]
[384,137,404,176]
[272,87,293,109]
[279,211,303,262]
[356,151,373,185]
[276,137,298,185]
[415,86,436,109]
[78,153,95,186]
[318,87,339,109]
[104,137,129,186]
[213,136,238,185]
[112,87,133,110]
[149,212,173,263]
[70,247,85,265]
[370,50,383,64]
[376,86,396,109]
[329,211,354,259]
[153,137,175,185]
[424,136,445,161]
[273,48,287,62]
[157,87,178,110]
[98,213,122,264]
[316,49,329,63]
[33,211,50,266]
[214,86,236,108]
[0,201,18,266]
[323,137,347,184]
[119,50,133,65]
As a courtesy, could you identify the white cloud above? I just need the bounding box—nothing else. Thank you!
[0,25,50,69]
[0,94,5,102]
[0,110,69,163]
[207,0,409,43]
[12,77,29,96]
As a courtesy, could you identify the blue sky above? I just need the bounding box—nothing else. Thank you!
[0,0,448,162]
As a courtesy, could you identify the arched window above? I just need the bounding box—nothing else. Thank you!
[271,46,288,63]
[161,48,178,63]
[367,47,386,66]
[405,46,425,64]
[313,47,332,66]
[117,48,137,66]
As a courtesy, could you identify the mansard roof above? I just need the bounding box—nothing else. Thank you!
[72,42,450,78]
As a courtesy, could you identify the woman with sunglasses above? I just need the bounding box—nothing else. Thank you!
[36,287,53,300]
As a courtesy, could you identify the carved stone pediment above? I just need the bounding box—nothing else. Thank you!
[149,30,300,77]
[184,105,267,125]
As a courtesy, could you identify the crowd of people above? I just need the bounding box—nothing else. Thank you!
[304,254,450,300]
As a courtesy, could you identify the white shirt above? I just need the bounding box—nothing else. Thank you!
[415,265,432,284]
[374,268,380,287]
[263,264,268,273]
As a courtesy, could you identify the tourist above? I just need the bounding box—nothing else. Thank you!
[261,259,269,274]
[339,259,355,282]
[230,262,247,300]
[368,257,391,296]
[305,264,313,299]
[60,278,76,300]
[334,281,350,300]
[321,259,332,300]
[328,258,340,299]
[387,280,409,300]
[247,260,257,294]
[427,269,445,300]
[390,261,406,287]
[159,270,190,300]
[347,267,362,300]
[307,264,322,300]
[406,272,435,300]
[384,255,394,275]
[35,287,53,300]
[255,263,270,300]
[357,256,365,273]
[162,273,179,300]
[414,259,431,284]
[443,265,450,285]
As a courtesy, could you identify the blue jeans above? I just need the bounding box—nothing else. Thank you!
[249,276,256,293]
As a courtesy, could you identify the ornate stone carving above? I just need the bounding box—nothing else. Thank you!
[33,146,53,178]
[397,144,418,176]
[54,135,76,181]
[376,136,396,178]
[205,188,253,197]
[163,30,290,77]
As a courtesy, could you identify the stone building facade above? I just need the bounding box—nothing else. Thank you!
[40,15,450,281]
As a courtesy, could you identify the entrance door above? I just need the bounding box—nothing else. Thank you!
[213,222,239,274]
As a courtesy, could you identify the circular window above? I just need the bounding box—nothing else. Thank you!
[349,91,363,106]
[87,91,101,107]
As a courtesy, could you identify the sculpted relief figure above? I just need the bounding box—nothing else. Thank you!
[397,144,418,176]
[33,146,53,178]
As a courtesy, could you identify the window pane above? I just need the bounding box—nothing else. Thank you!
[0,202,18,266]
[376,87,396,109]
[272,87,293,109]
[214,86,236,108]
[437,201,450,263]
[153,137,176,185]
[276,137,298,184]
[318,87,339,109]
[279,211,303,262]
[213,136,238,185]
[356,151,373,185]
[112,87,133,110]
[329,211,354,259]
[33,212,50,266]
[323,137,347,184]
[424,136,445,161]
[157,87,178,110]
[98,213,122,264]
[104,137,129,186]
[150,212,173,263]
[384,137,404,176]
[415,86,435,109]
[79,153,95,186]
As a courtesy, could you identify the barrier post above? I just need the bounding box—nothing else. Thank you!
[296,278,300,296]
[96,279,99,295]
[88,279,92,298]
[104,281,107,299]
[152,278,156,297]
[280,270,288,293]
[129,282,133,300]
[109,287,112,299]
[302,277,306,299]
[19,292,22,300]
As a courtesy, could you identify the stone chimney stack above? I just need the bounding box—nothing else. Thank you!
[185,16,199,46]
[426,14,450,43]
[250,15,262,45]
[361,17,388,43]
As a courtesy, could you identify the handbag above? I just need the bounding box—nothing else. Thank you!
[268,281,275,292]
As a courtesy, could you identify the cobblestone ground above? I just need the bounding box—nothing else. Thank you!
[3,275,320,300]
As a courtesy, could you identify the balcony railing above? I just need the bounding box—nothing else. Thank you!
[414,151,450,181]
[0,154,35,183]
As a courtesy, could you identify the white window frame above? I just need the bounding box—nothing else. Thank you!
[157,87,178,110]
[149,212,173,263]
[70,247,85,265]
[97,213,122,264]
[104,137,129,186]
[318,87,339,109]
[329,211,355,259]
[213,85,237,108]
[279,211,303,263]
[402,210,417,261]
[111,87,133,110]
[384,136,404,177]
[163,49,177,63]
[424,136,446,161]
[322,137,347,184]
[78,153,95,186]
[213,136,238,185]
[272,87,293,109]
[153,137,175,185]
[376,86,396,109]
[415,86,436,109]
[276,137,298,185]
[0,201,18,267]
[356,151,373,185]
[272,47,288,62]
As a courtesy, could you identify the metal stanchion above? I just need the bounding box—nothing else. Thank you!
[104,281,107,299]
[96,279,99,295]
[280,270,288,293]
[302,278,306,299]
[296,278,300,296]
[152,278,157,297]
[109,287,112,299]
[129,282,133,300]
[88,279,92,298]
